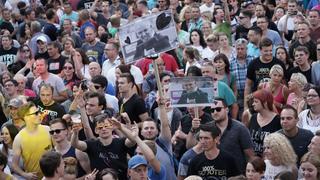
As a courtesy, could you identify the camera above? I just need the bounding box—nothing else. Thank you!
[81,80,88,91]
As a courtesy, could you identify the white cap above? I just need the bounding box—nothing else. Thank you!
[36,36,47,43]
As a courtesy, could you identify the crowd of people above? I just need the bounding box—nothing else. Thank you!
[0,0,319,179]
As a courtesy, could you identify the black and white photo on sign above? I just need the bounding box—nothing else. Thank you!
[118,10,179,64]
[169,76,215,107]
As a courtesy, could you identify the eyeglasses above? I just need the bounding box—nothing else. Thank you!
[63,66,73,70]
[96,123,113,130]
[49,128,66,135]
[307,94,319,98]
[209,107,224,113]
[25,110,40,116]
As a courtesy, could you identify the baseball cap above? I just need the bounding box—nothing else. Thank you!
[36,36,47,43]
[8,98,23,108]
[128,155,147,169]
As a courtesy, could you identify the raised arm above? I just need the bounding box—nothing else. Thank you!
[110,117,137,148]
[71,126,88,152]
[135,136,162,173]
[158,98,171,142]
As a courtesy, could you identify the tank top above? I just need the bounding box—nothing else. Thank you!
[62,146,86,177]
[263,83,286,113]
[20,125,52,178]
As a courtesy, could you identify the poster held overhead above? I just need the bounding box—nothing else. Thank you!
[118,10,179,64]
[169,77,215,108]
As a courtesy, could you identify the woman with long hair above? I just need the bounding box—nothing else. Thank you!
[260,65,289,113]
[62,61,80,91]
[275,46,293,71]
[61,37,75,58]
[179,6,192,32]
[297,86,320,134]
[183,46,201,74]
[8,44,33,75]
[0,124,21,175]
[263,133,298,179]
[249,89,281,157]
[71,48,91,80]
[213,53,237,97]
[287,73,308,112]
[189,29,213,59]
[215,32,236,60]
[300,152,320,180]
[246,156,266,180]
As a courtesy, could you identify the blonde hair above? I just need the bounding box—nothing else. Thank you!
[269,64,284,76]
[290,73,308,88]
[300,152,320,179]
[179,5,192,21]
[201,11,213,21]
[264,133,297,166]
[64,157,77,175]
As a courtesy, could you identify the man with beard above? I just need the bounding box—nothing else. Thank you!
[81,27,105,65]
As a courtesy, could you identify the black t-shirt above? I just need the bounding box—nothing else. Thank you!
[47,55,68,74]
[95,13,109,26]
[43,23,58,41]
[286,66,312,83]
[289,40,317,62]
[119,94,148,123]
[34,100,66,125]
[187,151,241,179]
[0,21,14,33]
[77,0,94,9]
[278,128,314,164]
[85,138,130,180]
[235,25,250,40]
[35,51,50,60]
[0,47,18,66]
[246,57,286,91]
[249,113,281,157]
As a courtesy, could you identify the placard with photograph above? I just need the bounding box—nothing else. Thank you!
[169,77,215,107]
[118,10,179,64]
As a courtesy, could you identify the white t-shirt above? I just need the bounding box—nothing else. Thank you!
[199,3,215,13]
[277,14,295,32]
[298,109,320,134]
[107,65,143,87]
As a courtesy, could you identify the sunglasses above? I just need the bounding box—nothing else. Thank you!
[94,85,102,89]
[209,107,224,113]
[96,123,113,130]
[63,66,73,70]
[26,110,40,116]
[49,128,66,135]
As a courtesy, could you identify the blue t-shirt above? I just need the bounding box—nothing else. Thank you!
[148,164,166,180]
